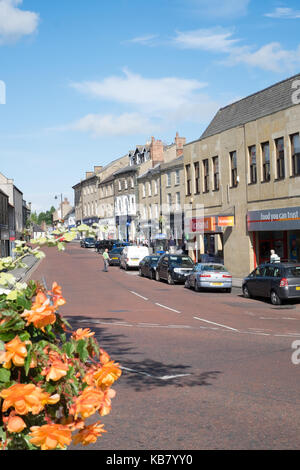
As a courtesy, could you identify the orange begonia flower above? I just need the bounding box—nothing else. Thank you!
[0,383,60,415]
[6,415,27,433]
[69,386,105,420]
[72,328,95,341]
[93,361,122,390]
[41,358,69,382]
[72,422,106,446]
[49,282,66,308]
[29,424,72,450]
[99,348,110,365]
[20,295,57,331]
[0,336,28,369]
[99,388,116,417]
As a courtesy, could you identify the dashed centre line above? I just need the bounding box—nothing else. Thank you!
[193,316,238,332]
[130,291,149,301]
[155,303,181,314]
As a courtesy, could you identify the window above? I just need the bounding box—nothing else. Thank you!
[203,159,209,193]
[291,133,300,176]
[167,193,172,210]
[118,180,122,191]
[249,145,257,184]
[185,164,191,196]
[275,137,285,180]
[167,172,171,187]
[230,151,237,187]
[148,181,152,197]
[175,192,181,210]
[153,179,158,195]
[175,169,180,185]
[212,156,219,191]
[131,177,134,188]
[154,203,159,218]
[142,183,146,197]
[262,142,270,182]
[124,178,128,189]
[194,162,200,194]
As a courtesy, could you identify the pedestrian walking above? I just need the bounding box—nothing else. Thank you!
[102,248,110,272]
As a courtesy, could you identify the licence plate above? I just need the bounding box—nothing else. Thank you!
[112,257,118,260]
[296,287,300,291]
[131,258,139,261]
[211,282,223,286]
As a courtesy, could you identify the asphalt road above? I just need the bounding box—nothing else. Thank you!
[29,243,300,450]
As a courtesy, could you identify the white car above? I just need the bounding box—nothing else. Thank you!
[120,245,150,270]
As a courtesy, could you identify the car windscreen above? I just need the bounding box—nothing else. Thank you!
[150,256,160,262]
[285,266,300,278]
[201,265,227,272]
[85,238,95,242]
[169,256,194,267]
[110,248,123,254]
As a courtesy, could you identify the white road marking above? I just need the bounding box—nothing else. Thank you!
[155,303,181,314]
[193,316,238,331]
[130,291,149,301]
[121,366,191,380]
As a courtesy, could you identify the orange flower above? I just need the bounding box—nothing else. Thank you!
[21,295,56,330]
[0,336,28,369]
[99,348,110,365]
[99,388,116,417]
[41,358,69,382]
[6,415,27,433]
[0,383,60,415]
[29,424,72,450]
[69,386,104,420]
[72,422,106,446]
[72,328,95,341]
[49,282,66,308]
[93,361,122,390]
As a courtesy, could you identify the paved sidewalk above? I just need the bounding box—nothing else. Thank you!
[232,278,243,288]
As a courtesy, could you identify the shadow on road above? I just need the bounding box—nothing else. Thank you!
[65,315,222,391]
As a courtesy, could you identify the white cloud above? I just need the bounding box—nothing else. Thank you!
[70,69,208,114]
[0,0,39,43]
[123,34,159,46]
[172,27,300,73]
[264,7,300,19]
[173,28,241,53]
[55,69,220,138]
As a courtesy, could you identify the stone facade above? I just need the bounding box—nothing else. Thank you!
[183,73,300,277]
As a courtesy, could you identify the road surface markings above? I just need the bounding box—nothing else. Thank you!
[121,366,191,380]
[193,316,238,331]
[155,303,181,314]
[130,291,149,301]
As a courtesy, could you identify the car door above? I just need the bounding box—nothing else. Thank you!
[142,257,149,276]
[160,256,169,280]
[246,266,264,296]
[259,265,275,297]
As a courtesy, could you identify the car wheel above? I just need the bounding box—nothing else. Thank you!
[194,281,200,292]
[150,270,154,280]
[184,279,189,288]
[242,285,251,298]
[167,274,174,285]
[139,268,143,277]
[156,270,161,282]
[270,290,282,306]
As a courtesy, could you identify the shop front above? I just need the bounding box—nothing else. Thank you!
[187,215,234,263]
[247,206,300,264]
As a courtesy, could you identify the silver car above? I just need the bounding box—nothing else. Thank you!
[185,263,232,293]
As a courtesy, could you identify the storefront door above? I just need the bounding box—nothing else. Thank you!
[258,231,287,264]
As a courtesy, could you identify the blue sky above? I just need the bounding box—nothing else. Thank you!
[1,0,300,212]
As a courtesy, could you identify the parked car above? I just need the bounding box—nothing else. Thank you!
[96,239,116,253]
[108,247,124,266]
[120,245,150,270]
[242,262,300,305]
[81,237,96,248]
[139,255,161,279]
[185,263,232,292]
[155,254,194,285]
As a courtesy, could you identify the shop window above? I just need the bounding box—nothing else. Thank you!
[185,164,191,196]
[194,162,200,194]
[261,142,270,182]
[275,137,285,180]
[230,151,237,187]
[291,133,300,177]
[203,159,209,193]
[212,156,219,190]
[248,145,257,184]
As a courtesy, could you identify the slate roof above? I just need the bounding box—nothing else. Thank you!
[113,164,138,176]
[200,73,300,140]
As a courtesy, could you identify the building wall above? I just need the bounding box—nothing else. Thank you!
[184,103,300,277]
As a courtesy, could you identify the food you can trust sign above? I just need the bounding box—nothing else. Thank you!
[247,206,300,231]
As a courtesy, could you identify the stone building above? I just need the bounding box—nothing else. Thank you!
[183,73,300,277]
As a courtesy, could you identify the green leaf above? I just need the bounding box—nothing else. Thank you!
[76,339,89,362]
[24,344,33,376]
[0,368,11,383]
